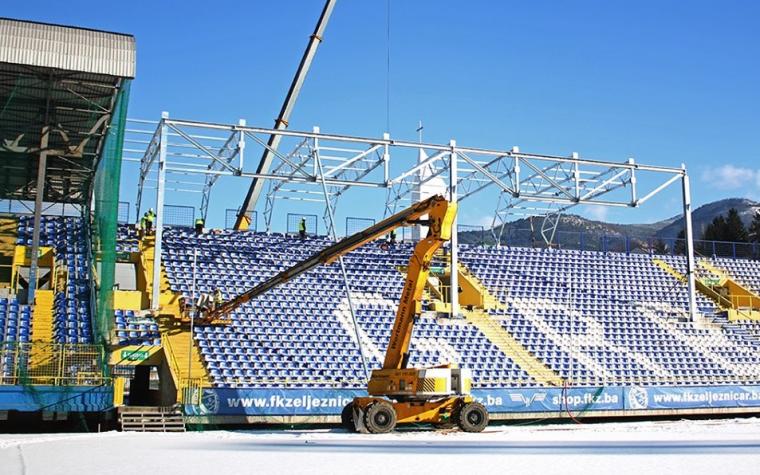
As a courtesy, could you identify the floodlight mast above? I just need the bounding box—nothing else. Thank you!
[234,0,337,230]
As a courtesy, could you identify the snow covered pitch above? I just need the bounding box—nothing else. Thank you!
[2,418,760,474]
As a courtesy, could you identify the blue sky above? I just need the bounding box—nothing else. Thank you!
[7,1,760,231]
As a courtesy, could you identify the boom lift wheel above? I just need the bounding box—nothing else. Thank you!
[364,401,397,434]
[341,402,356,432]
[457,401,488,433]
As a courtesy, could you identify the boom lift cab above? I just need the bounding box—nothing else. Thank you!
[345,198,487,434]
[203,195,489,433]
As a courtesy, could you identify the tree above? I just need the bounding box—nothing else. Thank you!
[724,208,749,242]
[651,239,668,255]
[674,229,686,255]
[749,211,760,243]
[702,215,728,241]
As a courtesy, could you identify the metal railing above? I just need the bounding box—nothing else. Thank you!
[729,294,760,310]
[500,228,760,259]
[0,342,107,386]
[160,331,182,384]
[179,377,210,405]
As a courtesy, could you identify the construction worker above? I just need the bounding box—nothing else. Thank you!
[213,287,223,310]
[389,229,397,246]
[195,217,205,236]
[138,216,146,238]
[298,217,307,240]
[144,208,155,235]
[196,292,211,317]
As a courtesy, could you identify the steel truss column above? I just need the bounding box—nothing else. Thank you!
[200,119,246,222]
[314,142,369,382]
[135,122,161,223]
[449,140,459,319]
[491,148,520,246]
[540,210,562,246]
[263,138,313,233]
[681,169,698,321]
[312,127,333,237]
[28,126,51,303]
[151,112,169,311]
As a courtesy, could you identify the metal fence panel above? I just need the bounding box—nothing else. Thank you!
[162,205,195,227]
[0,343,106,386]
[346,217,375,236]
[118,201,130,224]
[459,224,485,246]
[287,213,317,236]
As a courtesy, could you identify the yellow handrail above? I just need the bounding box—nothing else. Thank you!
[160,331,182,384]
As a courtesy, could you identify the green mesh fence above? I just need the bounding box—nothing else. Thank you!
[91,81,131,344]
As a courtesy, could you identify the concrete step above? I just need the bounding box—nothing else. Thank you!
[119,406,186,432]
[463,309,563,387]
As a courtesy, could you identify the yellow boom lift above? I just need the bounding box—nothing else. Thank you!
[202,194,489,433]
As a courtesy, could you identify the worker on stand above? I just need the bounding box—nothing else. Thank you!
[195,217,205,236]
[196,292,211,319]
[144,208,156,235]
[389,229,397,246]
[213,287,223,311]
[298,217,307,241]
[138,216,146,239]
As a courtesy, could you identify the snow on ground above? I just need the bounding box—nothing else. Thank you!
[2,418,760,475]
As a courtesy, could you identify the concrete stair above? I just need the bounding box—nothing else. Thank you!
[119,406,186,432]
[31,290,55,342]
[28,290,57,381]
[457,263,502,309]
[138,237,211,394]
[463,308,563,387]
[653,258,760,320]
[0,218,16,288]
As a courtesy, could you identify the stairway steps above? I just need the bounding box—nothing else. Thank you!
[464,309,563,386]
[138,237,212,397]
[119,407,186,432]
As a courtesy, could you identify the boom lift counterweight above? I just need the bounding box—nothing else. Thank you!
[204,194,489,433]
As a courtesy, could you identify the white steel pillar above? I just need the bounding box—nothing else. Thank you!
[151,112,169,311]
[314,127,369,381]
[449,140,459,318]
[681,167,698,321]
[27,127,50,303]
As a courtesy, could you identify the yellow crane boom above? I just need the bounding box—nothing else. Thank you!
[204,193,487,434]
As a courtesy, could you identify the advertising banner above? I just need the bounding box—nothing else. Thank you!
[185,387,365,416]
[0,385,113,412]
[185,386,623,416]
[623,385,760,410]
[187,385,760,416]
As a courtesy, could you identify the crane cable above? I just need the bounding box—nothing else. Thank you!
[386,0,391,134]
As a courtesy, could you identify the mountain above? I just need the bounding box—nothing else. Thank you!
[458,198,760,247]
[655,198,760,240]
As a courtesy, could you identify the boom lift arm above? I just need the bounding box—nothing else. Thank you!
[205,194,488,434]
[206,194,453,324]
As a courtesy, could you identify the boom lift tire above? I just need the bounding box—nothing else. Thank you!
[456,401,488,433]
[364,401,397,434]
[341,402,356,432]
[432,422,456,430]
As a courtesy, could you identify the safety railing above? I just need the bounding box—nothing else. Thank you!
[0,342,107,386]
[179,377,210,405]
[730,294,760,311]
[499,228,760,259]
[160,330,183,386]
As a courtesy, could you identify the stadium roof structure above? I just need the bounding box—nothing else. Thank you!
[0,18,135,209]
[124,114,701,320]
